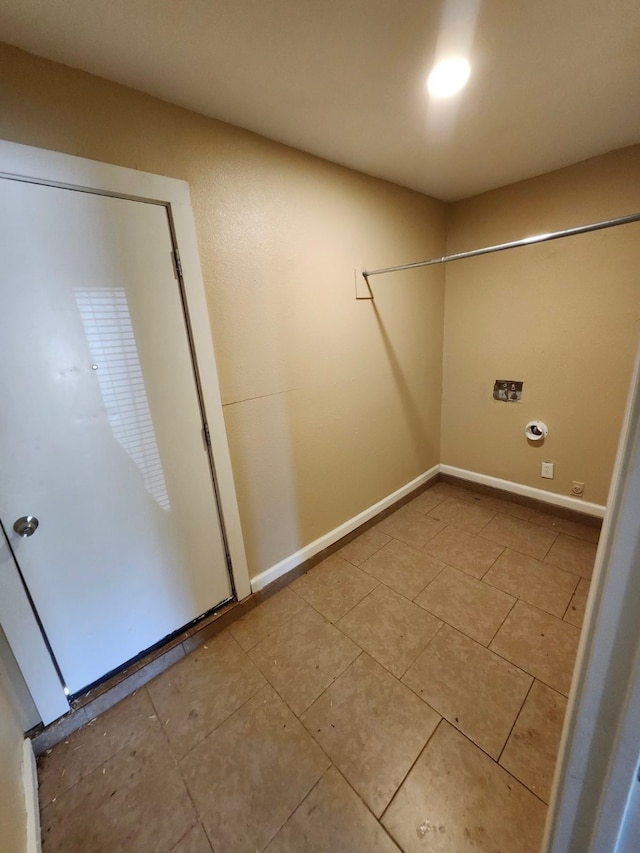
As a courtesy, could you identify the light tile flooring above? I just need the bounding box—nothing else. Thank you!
[37,482,598,852]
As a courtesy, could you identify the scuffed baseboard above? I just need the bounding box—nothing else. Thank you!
[439,464,606,518]
[22,737,41,853]
[250,464,440,592]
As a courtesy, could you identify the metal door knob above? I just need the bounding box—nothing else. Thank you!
[13,516,39,537]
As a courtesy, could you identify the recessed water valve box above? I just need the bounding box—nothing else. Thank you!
[494,380,523,401]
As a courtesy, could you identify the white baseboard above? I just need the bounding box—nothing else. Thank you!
[250,464,440,592]
[22,738,41,853]
[250,461,605,594]
[440,465,606,518]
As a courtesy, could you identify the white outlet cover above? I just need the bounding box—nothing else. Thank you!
[541,462,554,479]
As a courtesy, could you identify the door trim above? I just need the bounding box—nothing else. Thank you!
[0,139,251,724]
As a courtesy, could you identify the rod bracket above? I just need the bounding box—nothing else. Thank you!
[354,268,373,300]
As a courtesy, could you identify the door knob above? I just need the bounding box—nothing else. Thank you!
[13,516,39,538]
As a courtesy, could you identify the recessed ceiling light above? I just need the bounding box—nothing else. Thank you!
[427,57,471,98]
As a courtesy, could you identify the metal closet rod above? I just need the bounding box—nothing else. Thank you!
[362,211,640,279]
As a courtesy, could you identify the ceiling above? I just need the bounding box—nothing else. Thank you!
[1,0,639,201]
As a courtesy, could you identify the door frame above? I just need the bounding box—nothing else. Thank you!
[544,335,640,851]
[0,139,251,724]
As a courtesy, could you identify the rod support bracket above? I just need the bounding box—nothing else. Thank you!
[354,268,373,300]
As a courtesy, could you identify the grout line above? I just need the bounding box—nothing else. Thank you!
[328,762,411,846]
[398,619,446,680]
[560,578,581,622]
[200,822,216,853]
[540,531,559,561]
[379,716,444,823]
[338,532,394,568]
[451,721,549,808]
[398,621,445,685]
[175,678,269,767]
[139,685,213,845]
[261,763,334,849]
[487,644,573,700]
[410,563,448,603]
[496,677,535,766]
[38,686,156,810]
[295,650,365,725]
[231,594,308,654]
[479,571,575,623]
[168,821,207,852]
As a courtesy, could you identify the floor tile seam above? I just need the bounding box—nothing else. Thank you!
[173,678,270,768]
[134,686,206,839]
[476,541,507,579]
[488,551,585,587]
[420,554,485,580]
[477,528,562,564]
[408,562,449,604]
[560,575,583,622]
[398,622,449,694]
[400,625,536,709]
[421,530,506,577]
[381,531,441,558]
[340,533,394,568]
[409,684,532,765]
[297,667,374,770]
[562,613,582,630]
[424,515,497,538]
[539,529,560,561]
[393,619,447,682]
[562,578,580,624]
[359,563,433,604]
[292,572,380,624]
[245,600,351,656]
[259,763,335,851]
[294,650,367,726]
[560,576,586,624]
[233,597,314,654]
[332,578,384,624]
[333,609,371,652]
[378,716,445,825]
[249,631,362,719]
[496,596,583,634]
[486,641,573,698]
[542,554,592,579]
[38,687,165,811]
[495,677,536,770]
[403,714,550,812]
[527,515,599,542]
[168,821,209,853]
[474,509,499,534]
[411,495,448,516]
[493,750,549,808]
[335,612,445,684]
[478,572,577,621]
[411,590,512,648]
[419,616,515,670]
[321,762,404,851]
[228,621,271,656]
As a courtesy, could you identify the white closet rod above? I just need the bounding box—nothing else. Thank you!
[362,211,640,279]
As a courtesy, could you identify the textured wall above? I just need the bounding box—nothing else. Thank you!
[0,43,445,577]
[442,146,640,505]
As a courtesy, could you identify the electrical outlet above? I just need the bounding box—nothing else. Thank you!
[571,481,585,497]
[541,462,554,479]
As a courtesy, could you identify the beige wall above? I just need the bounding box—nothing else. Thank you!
[0,665,27,852]
[443,147,640,505]
[0,44,445,578]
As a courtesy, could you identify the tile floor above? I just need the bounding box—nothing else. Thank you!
[37,481,598,852]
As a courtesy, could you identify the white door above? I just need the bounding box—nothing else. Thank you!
[0,178,232,696]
